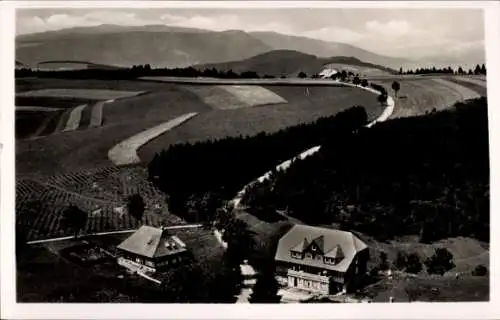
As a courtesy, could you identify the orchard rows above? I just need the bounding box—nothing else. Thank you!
[16,165,185,241]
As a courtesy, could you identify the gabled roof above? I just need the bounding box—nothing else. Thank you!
[324,244,344,260]
[310,235,325,253]
[291,238,309,252]
[274,224,368,272]
[117,225,187,259]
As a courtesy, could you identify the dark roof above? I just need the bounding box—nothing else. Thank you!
[274,224,367,272]
[117,225,187,259]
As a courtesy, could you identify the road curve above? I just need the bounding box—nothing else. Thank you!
[230,83,395,208]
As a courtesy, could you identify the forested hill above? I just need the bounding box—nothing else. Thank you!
[243,97,489,243]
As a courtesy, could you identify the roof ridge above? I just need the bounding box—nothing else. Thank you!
[152,228,171,258]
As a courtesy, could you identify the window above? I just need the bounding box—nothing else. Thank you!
[291,251,303,259]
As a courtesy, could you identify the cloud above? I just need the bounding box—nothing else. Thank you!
[301,26,365,43]
[15,9,484,61]
[160,13,293,33]
[365,19,412,37]
[16,11,164,34]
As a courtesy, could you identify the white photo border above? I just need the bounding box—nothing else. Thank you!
[1,1,499,319]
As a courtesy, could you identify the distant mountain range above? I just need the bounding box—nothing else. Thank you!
[194,50,397,77]
[15,24,485,70]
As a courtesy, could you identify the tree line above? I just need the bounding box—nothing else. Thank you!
[242,97,489,243]
[148,106,369,222]
[15,65,276,80]
[399,64,486,75]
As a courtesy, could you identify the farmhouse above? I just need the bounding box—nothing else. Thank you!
[116,225,189,273]
[274,224,369,294]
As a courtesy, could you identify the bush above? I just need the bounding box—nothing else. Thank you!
[472,265,488,276]
[378,252,389,270]
[425,248,455,275]
[405,253,422,274]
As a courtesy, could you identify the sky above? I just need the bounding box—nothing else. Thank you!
[16,8,485,59]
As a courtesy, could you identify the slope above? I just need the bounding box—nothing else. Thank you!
[249,31,413,69]
[16,25,408,70]
[193,50,397,77]
[16,28,273,68]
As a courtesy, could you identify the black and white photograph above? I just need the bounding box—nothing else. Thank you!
[1,0,499,318]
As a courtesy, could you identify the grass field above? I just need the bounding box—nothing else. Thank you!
[185,85,288,110]
[446,77,487,97]
[371,78,482,119]
[16,78,176,93]
[15,91,210,176]
[361,233,489,276]
[361,273,489,302]
[138,85,382,163]
[17,88,146,100]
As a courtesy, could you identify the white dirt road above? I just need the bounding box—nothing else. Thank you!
[108,112,199,166]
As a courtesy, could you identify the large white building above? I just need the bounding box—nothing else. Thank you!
[274,224,369,294]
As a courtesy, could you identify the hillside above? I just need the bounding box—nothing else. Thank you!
[16,28,273,68]
[16,24,410,69]
[249,31,414,69]
[193,50,396,77]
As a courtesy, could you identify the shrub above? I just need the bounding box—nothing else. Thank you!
[472,265,488,276]
[425,248,455,275]
[405,253,422,274]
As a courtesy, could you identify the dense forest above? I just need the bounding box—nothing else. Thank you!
[16,65,274,80]
[399,64,486,75]
[242,97,489,242]
[148,106,368,221]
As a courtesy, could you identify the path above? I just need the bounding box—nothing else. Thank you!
[108,112,199,166]
[27,223,202,245]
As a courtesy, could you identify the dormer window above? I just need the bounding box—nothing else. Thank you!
[324,257,335,265]
[291,250,303,259]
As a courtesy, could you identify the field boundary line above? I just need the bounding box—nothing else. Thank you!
[89,101,105,128]
[108,112,199,166]
[16,106,63,112]
[62,104,87,132]
[54,108,73,132]
[452,77,487,88]
[430,78,480,101]
[28,111,56,139]
[26,223,202,244]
